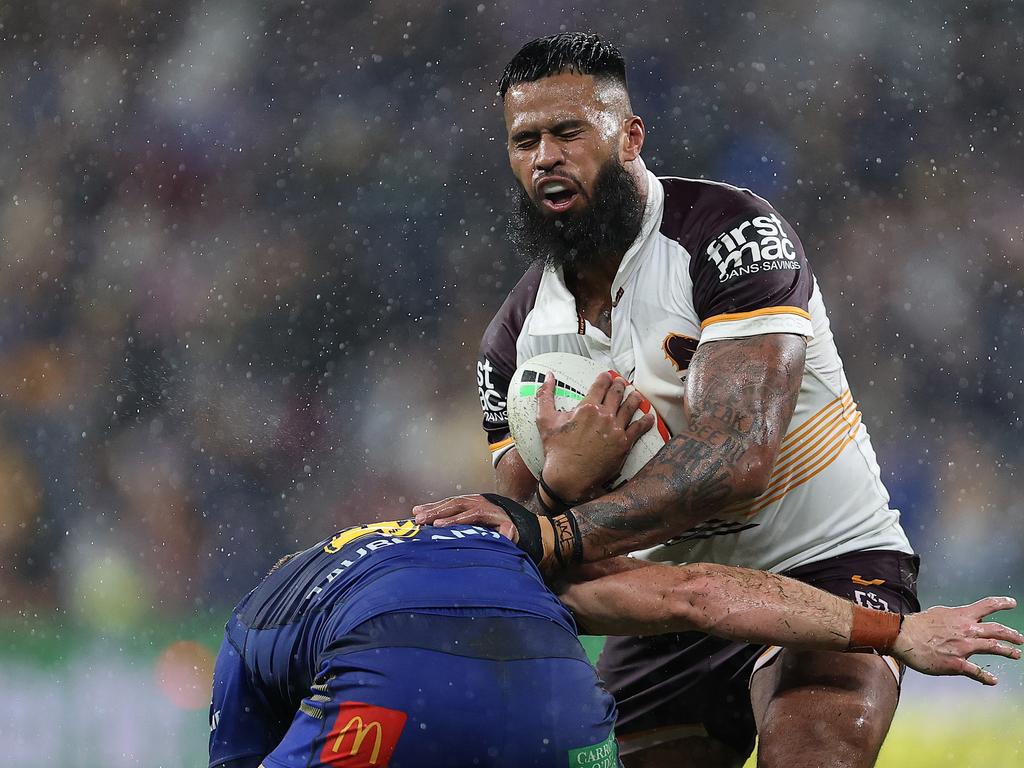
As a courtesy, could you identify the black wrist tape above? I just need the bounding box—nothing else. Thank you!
[536,489,557,517]
[550,509,583,568]
[564,508,583,566]
[481,493,544,565]
[538,472,572,513]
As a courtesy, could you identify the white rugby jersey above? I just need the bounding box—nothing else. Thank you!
[477,169,912,573]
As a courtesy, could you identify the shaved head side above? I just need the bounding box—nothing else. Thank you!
[499,32,632,115]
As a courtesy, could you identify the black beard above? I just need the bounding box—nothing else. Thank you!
[508,158,645,272]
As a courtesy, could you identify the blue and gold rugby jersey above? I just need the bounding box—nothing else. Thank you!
[230,520,578,708]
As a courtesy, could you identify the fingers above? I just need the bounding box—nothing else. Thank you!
[583,371,614,406]
[950,631,1021,686]
[956,658,998,686]
[434,512,516,540]
[973,621,1024,647]
[624,412,657,446]
[616,390,643,427]
[603,374,627,407]
[540,371,626,418]
[412,495,481,524]
[967,636,1023,661]
[536,373,556,420]
[427,508,519,542]
[411,495,517,539]
[968,596,1017,620]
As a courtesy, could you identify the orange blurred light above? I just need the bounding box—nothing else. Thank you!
[155,640,215,710]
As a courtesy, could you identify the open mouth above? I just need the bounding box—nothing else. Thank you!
[538,180,579,213]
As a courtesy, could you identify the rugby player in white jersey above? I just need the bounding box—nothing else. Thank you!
[415,33,945,768]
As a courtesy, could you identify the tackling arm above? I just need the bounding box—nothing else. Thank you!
[557,559,1023,686]
[560,558,853,644]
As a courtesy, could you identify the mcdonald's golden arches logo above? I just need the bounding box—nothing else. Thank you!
[320,701,407,767]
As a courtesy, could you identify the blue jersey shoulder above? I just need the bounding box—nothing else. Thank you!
[237,521,526,629]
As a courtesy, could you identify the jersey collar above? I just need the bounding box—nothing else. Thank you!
[612,164,665,297]
[529,162,665,337]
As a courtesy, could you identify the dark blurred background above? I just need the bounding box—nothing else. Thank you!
[0,1,1021,765]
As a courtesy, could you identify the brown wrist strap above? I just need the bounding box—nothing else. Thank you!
[848,606,903,654]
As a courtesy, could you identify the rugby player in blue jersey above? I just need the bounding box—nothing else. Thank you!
[209,500,1020,768]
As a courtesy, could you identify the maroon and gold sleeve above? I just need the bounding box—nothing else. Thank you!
[661,180,814,344]
[478,264,544,465]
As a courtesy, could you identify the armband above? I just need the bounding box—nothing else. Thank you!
[848,606,903,654]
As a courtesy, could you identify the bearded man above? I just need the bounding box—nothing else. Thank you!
[440,32,932,768]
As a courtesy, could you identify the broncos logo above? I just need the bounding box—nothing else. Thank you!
[323,520,420,554]
[663,332,699,375]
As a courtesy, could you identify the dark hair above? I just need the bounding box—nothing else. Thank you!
[498,33,628,99]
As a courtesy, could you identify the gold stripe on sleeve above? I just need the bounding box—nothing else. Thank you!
[700,306,811,329]
[488,436,515,453]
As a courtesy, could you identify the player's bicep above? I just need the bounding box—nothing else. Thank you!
[684,334,805,489]
[686,333,806,427]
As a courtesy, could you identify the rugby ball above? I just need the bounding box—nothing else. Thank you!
[507,352,671,490]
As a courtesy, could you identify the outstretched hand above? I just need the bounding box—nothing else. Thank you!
[894,596,1023,685]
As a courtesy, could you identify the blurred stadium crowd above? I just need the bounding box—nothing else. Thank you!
[1,0,1021,637]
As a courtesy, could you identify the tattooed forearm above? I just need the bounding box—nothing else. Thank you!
[574,333,807,560]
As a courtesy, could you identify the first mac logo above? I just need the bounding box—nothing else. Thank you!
[705,213,799,282]
[321,701,407,767]
[477,356,507,422]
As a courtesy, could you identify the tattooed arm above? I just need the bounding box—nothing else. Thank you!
[414,333,805,560]
[570,333,806,560]
[557,557,852,640]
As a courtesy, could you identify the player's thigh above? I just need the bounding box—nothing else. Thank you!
[749,648,899,768]
[599,631,758,768]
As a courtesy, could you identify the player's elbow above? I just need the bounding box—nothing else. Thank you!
[731,450,775,500]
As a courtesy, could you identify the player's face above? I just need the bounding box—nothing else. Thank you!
[504,73,633,216]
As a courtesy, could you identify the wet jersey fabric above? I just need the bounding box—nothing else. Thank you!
[477,166,912,573]
[262,626,618,768]
[208,521,620,768]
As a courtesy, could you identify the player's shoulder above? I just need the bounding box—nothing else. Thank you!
[495,260,545,317]
[481,260,544,353]
[657,176,780,252]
